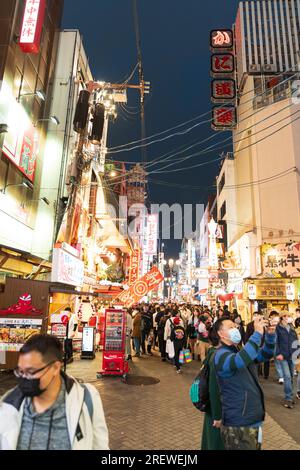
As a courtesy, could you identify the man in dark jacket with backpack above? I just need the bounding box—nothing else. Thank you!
[156,307,169,361]
[213,316,276,450]
[141,305,153,355]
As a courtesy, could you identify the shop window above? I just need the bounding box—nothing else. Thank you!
[220,201,226,219]
[218,173,225,194]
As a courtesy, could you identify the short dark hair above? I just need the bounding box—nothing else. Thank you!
[211,318,231,340]
[295,317,300,328]
[64,307,71,312]
[20,334,63,363]
[269,310,278,318]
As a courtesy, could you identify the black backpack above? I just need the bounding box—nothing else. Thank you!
[170,321,185,341]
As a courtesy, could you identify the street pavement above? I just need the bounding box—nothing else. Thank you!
[1,350,299,450]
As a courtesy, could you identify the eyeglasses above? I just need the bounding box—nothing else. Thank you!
[14,361,55,379]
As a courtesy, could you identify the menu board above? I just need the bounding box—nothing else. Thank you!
[51,323,67,338]
[105,311,123,351]
[0,318,43,352]
[82,327,94,352]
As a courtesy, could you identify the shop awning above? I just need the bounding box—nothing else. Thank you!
[0,245,52,277]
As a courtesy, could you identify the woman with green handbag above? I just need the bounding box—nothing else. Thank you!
[201,328,224,450]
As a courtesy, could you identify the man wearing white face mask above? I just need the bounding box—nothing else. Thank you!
[275,312,298,409]
[213,316,276,450]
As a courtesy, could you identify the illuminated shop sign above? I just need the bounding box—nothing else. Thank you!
[210,30,234,49]
[19,0,46,54]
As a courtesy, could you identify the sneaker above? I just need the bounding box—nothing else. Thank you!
[296,392,300,400]
[127,355,132,361]
[176,369,182,374]
[283,400,294,409]
[134,353,140,357]
[278,378,284,384]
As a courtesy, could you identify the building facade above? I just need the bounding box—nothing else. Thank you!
[0,0,63,279]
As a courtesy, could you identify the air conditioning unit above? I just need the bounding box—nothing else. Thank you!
[268,231,274,237]
[249,64,261,73]
[263,64,277,73]
[278,230,284,237]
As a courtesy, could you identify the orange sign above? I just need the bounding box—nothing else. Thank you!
[115,267,164,308]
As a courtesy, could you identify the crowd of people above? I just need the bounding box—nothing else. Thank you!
[0,301,299,450]
[125,302,300,450]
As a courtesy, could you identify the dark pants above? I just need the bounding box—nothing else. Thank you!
[174,340,184,370]
[258,362,270,379]
[64,338,73,361]
[153,328,158,347]
[158,331,166,358]
[141,330,149,354]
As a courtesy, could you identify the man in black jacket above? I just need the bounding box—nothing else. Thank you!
[141,306,153,355]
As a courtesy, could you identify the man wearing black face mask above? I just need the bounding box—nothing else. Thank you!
[0,334,109,450]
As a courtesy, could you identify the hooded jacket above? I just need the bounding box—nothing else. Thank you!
[0,372,109,450]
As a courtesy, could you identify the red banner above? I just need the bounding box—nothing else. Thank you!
[19,0,46,54]
[115,267,164,308]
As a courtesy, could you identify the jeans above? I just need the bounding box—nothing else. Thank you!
[133,337,141,355]
[274,359,284,380]
[280,360,294,401]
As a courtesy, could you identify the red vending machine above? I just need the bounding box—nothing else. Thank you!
[97,309,129,381]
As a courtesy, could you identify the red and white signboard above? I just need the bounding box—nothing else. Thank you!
[128,249,141,285]
[115,267,164,308]
[19,0,46,54]
[146,214,158,255]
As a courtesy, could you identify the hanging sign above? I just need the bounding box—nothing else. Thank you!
[212,106,237,129]
[19,0,47,54]
[128,249,141,285]
[210,30,234,49]
[286,283,296,301]
[115,267,163,308]
[211,79,236,101]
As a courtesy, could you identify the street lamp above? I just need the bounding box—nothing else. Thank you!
[17,90,46,102]
[34,116,60,127]
[20,197,51,209]
[0,180,32,194]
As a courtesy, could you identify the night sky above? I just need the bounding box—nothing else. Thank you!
[62,0,240,258]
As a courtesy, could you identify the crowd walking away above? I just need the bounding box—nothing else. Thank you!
[126,302,300,450]
[0,302,300,451]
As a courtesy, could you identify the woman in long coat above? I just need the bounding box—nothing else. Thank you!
[201,328,224,450]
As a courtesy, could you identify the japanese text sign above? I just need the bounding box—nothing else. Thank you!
[211,30,233,49]
[128,249,141,285]
[212,106,237,129]
[20,0,46,54]
[146,214,158,255]
[261,243,300,278]
[211,54,235,74]
[115,267,164,308]
[212,79,236,101]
